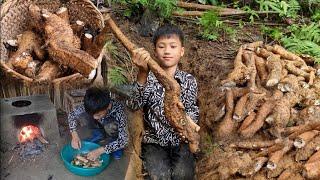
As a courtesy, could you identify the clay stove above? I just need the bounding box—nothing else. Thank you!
[0,95,59,147]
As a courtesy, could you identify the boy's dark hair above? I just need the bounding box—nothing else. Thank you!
[84,87,111,115]
[152,24,184,46]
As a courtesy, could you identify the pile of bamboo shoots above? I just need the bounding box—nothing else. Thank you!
[4,4,109,82]
[199,42,320,179]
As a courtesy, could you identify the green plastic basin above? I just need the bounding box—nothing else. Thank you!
[60,141,110,176]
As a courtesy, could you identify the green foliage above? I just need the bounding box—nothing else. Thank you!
[199,10,237,41]
[238,20,245,29]
[261,22,320,63]
[281,23,320,63]
[242,5,259,23]
[287,23,320,44]
[255,0,301,19]
[108,67,128,87]
[260,26,284,41]
[199,10,223,40]
[311,9,320,23]
[153,0,178,18]
[198,0,218,5]
[282,38,320,63]
[115,0,178,18]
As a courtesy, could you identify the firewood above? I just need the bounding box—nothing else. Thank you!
[294,130,320,148]
[35,61,61,82]
[104,14,200,153]
[36,134,49,144]
[9,31,45,69]
[172,11,204,17]
[37,8,98,78]
[266,55,282,87]
[175,2,276,16]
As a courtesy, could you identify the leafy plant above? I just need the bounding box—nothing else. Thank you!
[108,66,128,86]
[281,23,320,63]
[287,23,320,44]
[255,0,301,19]
[242,5,259,23]
[282,38,320,63]
[311,9,320,22]
[199,10,223,41]
[140,0,178,18]
[260,25,284,41]
[199,10,237,41]
[111,0,177,18]
[261,22,320,63]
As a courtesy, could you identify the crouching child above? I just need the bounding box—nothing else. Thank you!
[68,87,128,161]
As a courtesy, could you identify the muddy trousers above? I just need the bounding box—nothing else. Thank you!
[142,143,195,180]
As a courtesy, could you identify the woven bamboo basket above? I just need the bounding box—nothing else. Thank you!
[0,0,104,84]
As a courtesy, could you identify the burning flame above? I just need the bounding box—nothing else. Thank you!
[18,125,41,143]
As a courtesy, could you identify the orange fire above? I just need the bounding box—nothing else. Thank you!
[18,125,41,143]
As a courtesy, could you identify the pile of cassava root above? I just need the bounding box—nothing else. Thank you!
[4,4,109,82]
[197,42,320,180]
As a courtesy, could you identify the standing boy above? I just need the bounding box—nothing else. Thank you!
[68,87,128,161]
[127,24,199,179]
